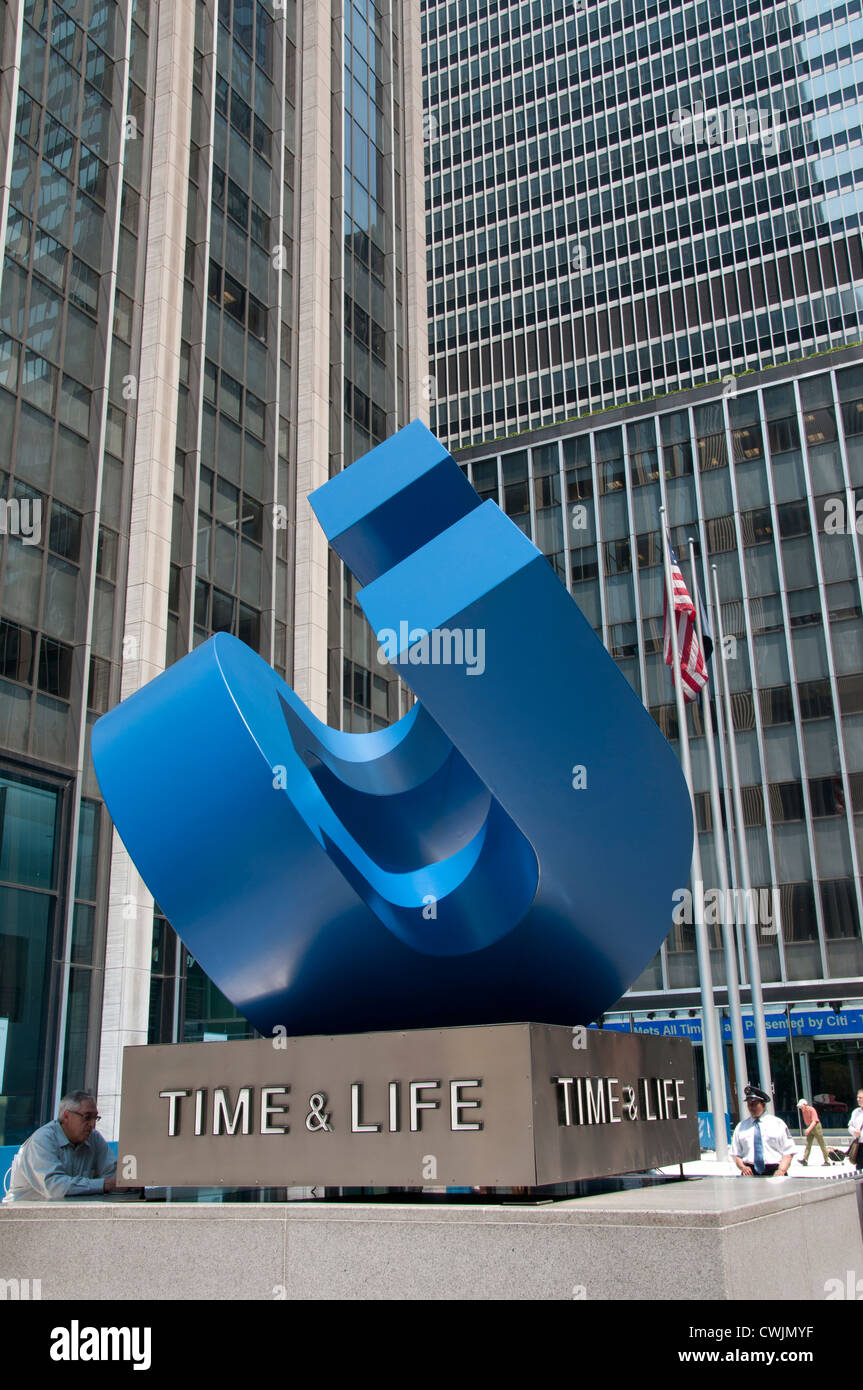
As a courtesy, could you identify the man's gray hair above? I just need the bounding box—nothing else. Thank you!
[57,1090,97,1118]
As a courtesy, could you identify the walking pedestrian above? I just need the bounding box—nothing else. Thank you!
[796,1098,834,1166]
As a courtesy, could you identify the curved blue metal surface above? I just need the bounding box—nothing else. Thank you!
[92,420,693,1035]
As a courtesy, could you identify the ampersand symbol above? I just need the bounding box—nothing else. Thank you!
[305,1092,333,1132]
[622,1085,638,1121]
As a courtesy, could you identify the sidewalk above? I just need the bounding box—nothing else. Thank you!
[657,1145,861,1180]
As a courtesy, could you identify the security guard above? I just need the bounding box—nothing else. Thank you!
[730,1084,796,1177]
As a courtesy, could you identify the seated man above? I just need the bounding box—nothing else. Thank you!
[3,1090,117,1202]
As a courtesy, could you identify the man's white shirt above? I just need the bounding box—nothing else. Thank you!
[730,1113,796,1167]
[2,1120,115,1202]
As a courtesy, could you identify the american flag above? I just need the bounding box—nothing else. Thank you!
[663,544,709,702]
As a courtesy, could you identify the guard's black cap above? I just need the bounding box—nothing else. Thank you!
[744,1084,770,1104]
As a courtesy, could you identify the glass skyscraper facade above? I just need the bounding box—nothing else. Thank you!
[0,0,426,1142]
[423,0,863,447]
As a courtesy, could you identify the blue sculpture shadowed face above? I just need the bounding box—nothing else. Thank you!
[92,421,693,1036]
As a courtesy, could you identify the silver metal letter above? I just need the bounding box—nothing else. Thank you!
[351,1083,381,1132]
[388,1081,400,1132]
[584,1077,607,1125]
[213,1086,252,1135]
[553,1076,574,1127]
[261,1086,290,1134]
[640,1077,657,1121]
[159,1090,189,1137]
[575,1075,585,1125]
[450,1079,482,1131]
[409,1080,440,1132]
[607,1077,622,1122]
[675,1078,687,1119]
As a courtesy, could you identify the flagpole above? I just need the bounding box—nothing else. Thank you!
[660,512,728,1160]
[687,538,748,1118]
[709,635,749,993]
[698,581,749,997]
[697,540,750,1043]
[710,564,774,1104]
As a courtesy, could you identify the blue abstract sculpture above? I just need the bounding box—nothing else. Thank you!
[92,420,693,1035]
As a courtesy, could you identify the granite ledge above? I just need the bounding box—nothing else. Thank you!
[0,1176,856,1230]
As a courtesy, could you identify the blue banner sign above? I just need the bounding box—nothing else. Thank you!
[600,1007,863,1044]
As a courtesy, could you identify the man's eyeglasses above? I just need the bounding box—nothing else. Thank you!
[72,1112,100,1122]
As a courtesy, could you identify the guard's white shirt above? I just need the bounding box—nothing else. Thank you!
[730,1114,796,1166]
[849,1106,863,1138]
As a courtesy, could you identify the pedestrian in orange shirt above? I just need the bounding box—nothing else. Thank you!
[797,1098,834,1166]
